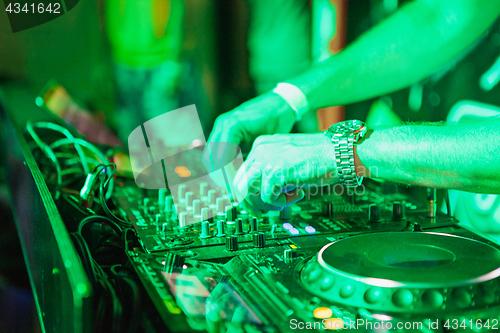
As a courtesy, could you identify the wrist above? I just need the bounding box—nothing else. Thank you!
[272,83,310,121]
[354,130,373,178]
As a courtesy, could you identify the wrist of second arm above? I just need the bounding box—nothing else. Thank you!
[354,130,374,178]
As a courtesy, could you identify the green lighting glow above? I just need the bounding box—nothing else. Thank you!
[35,96,44,107]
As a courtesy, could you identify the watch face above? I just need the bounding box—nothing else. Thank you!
[328,120,367,137]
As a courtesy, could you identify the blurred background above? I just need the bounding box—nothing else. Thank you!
[2,0,500,331]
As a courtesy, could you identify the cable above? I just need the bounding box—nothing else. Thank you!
[78,215,124,236]
[25,121,63,199]
[30,122,90,174]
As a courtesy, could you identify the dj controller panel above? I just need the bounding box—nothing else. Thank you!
[113,177,500,332]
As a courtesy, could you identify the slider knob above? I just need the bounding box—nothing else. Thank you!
[252,232,266,248]
[392,202,406,221]
[322,202,333,218]
[225,235,239,251]
[369,204,380,222]
[284,249,294,264]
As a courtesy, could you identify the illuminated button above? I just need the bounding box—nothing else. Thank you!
[313,307,333,319]
[174,166,191,177]
[282,223,293,230]
[323,318,344,331]
[305,226,316,234]
[289,228,299,235]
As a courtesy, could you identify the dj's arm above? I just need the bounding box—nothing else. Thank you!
[288,0,500,110]
[207,0,500,160]
[356,118,500,194]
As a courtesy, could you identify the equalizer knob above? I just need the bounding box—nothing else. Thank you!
[392,202,406,221]
[369,204,380,222]
[179,212,188,228]
[155,214,162,232]
[193,199,202,216]
[235,218,244,235]
[226,205,237,221]
[225,235,239,251]
[158,189,167,206]
[217,220,226,237]
[162,223,169,238]
[185,192,194,207]
[208,190,217,206]
[250,217,258,233]
[216,198,228,216]
[201,207,214,223]
[252,232,266,248]
[200,182,209,197]
[178,184,187,203]
[200,221,212,238]
[280,206,291,220]
[165,196,174,215]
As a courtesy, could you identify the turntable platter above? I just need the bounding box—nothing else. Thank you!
[301,232,500,314]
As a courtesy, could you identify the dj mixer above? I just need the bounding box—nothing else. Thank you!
[114,176,500,332]
[3,85,500,333]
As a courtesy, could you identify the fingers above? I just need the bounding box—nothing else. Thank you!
[260,167,282,205]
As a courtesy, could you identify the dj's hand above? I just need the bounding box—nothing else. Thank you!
[204,93,297,186]
[233,133,339,214]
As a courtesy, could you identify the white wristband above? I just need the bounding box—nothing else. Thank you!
[272,83,309,121]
